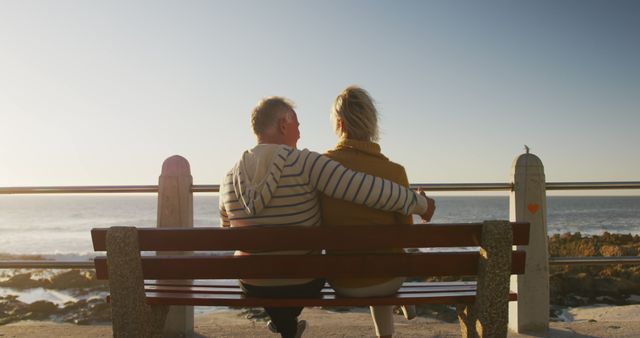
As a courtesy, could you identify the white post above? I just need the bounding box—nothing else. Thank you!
[508,150,550,334]
[157,155,194,338]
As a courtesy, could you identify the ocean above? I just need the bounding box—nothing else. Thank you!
[1,195,640,258]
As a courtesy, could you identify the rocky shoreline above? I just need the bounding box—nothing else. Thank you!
[0,256,111,326]
[548,232,640,319]
[412,232,640,322]
[1,232,640,326]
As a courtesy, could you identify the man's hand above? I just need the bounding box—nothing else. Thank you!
[418,189,435,223]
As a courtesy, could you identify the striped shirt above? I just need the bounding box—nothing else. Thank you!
[219,144,427,286]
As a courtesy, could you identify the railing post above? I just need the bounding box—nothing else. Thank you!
[157,155,194,337]
[508,151,549,334]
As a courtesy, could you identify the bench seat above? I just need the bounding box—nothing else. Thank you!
[92,221,529,338]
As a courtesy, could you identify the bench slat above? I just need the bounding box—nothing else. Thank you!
[95,251,526,280]
[143,280,479,288]
[91,222,529,252]
[143,290,517,307]
[144,284,480,295]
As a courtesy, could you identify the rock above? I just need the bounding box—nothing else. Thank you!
[600,245,624,256]
[0,273,51,289]
[549,305,566,321]
[22,300,59,320]
[60,302,111,325]
[84,300,111,324]
[48,270,106,290]
[0,294,111,326]
[563,294,589,307]
[0,299,59,323]
[61,299,88,313]
[0,269,108,292]
[595,296,622,304]
[58,297,111,325]
[0,295,27,323]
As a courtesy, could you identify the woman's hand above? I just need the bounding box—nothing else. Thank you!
[417,188,435,223]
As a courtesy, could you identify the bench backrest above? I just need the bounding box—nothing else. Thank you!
[92,222,529,281]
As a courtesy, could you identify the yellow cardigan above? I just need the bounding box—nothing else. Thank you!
[321,139,412,288]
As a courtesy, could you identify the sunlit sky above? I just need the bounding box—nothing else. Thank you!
[1,1,639,190]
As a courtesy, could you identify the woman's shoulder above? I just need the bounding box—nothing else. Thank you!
[327,146,407,175]
[323,147,361,164]
[382,158,408,181]
[323,147,341,158]
[385,158,407,173]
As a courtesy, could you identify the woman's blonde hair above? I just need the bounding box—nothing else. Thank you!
[332,86,379,142]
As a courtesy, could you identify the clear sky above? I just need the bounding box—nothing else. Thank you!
[1,1,639,189]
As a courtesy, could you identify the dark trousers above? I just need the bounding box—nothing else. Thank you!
[240,279,325,338]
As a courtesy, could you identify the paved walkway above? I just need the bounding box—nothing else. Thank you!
[2,306,640,337]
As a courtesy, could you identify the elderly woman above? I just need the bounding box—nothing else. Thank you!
[321,86,435,338]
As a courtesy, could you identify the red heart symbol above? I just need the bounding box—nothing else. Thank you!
[527,203,540,214]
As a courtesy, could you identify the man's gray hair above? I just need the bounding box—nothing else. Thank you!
[251,96,295,135]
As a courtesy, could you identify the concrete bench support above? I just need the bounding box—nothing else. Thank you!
[457,220,512,338]
[106,227,168,338]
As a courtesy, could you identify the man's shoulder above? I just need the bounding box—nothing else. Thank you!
[222,169,233,180]
[220,170,233,194]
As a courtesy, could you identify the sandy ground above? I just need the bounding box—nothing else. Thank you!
[1,305,640,337]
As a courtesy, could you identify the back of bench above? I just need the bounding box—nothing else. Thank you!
[92,222,529,281]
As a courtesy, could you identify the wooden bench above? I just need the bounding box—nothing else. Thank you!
[92,220,529,338]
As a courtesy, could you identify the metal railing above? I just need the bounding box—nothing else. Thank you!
[545,181,640,191]
[0,185,160,194]
[1,181,639,269]
[0,260,95,269]
[3,256,640,270]
[3,181,640,194]
[549,256,640,266]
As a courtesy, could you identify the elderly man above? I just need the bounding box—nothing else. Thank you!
[219,96,435,338]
